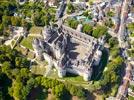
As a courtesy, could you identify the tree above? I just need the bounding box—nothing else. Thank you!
[15,57,22,67]
[82,11,92,19]
[104,18,114,28]
[11,16,21,26]
[107,11,115,17]
[82,24,93,35]
[99,55,124,95]
[43,16,49,26]
[67,3,75,14]
[110,47,120,58]
[71,20,79,29]
[0,73,12,100]
[2,16,11,27]
[92,25,107,38]
[21,19,31,30]
[0,91,3,100]
[52,84,65,98]
[35,76,42,86]
[27,77,36,88]
[33,12,47,26]
[108,37,118,48]
[0,45,87,100]
[20,68,29,78]
[88,1,93,5]
[12,80,23,100]
[76,87,85,98]
[67,19,79,29]
[1,61,11,76]
[21,86,31,100]
[128,23,134,33]
[11,68,20,78]
[0,24,4,35]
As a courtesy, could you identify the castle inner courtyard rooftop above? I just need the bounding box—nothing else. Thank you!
[32,24,105,81]
[68,38,90,60]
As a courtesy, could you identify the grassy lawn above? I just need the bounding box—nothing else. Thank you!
[20,36,34,50]
[15,45,28,55]
[29,26,43,34]
[30,60,48,75]
[64,73,84,83]
[47,69,59,79]
[30,66,95,90]
[30,65,104,95]
[47,69,91,89]
[128,96,134,100]
[15,46,21,51]
[27,51,35,59]
[31,64,46,75]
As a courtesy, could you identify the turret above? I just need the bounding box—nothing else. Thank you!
[32,38,40,52]
[54,35,67,59]
[93,50,102,66]
[83,68,92,81]
[55,41,64,59]
[42,26,52,41]
[32,38,44,60]
[76,24,83,32]
[58,68,66,78]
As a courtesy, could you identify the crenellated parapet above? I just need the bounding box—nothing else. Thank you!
[32,23,104,81]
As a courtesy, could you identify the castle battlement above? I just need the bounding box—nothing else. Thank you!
[32,24,105,81]
[61,25,97,45]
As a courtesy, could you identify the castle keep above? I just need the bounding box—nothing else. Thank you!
[32,24,105,81]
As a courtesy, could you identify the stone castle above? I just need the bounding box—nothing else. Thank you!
[32,23,105,81]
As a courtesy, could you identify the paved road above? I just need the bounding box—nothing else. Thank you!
[116,0,132,99]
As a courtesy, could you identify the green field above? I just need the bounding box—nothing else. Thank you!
[46,69,92,90]
[31,60,48,75]
[20,36,34,50]
[31,64,46,75]
[29,26,43,34]
[128,96,134,100]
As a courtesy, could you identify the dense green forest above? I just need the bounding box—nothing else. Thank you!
[0,0,55,37]
[0,45,86,100]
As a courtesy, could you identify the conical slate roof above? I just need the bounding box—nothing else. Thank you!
[43,26,52,37]
[33,38,39,45]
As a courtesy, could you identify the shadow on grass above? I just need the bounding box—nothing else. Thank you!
[92,48,109,81]
[66,72,79,77]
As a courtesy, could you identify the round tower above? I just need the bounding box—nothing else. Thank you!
[55,36,67,60]
[94,50,102,66]
[42,26,52,40]
[58,68,66,78]
[76,24,83,32]
[32,38,44,60]
[55,41,63,59]
[32,38,40,53]
[83,68,92,81]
